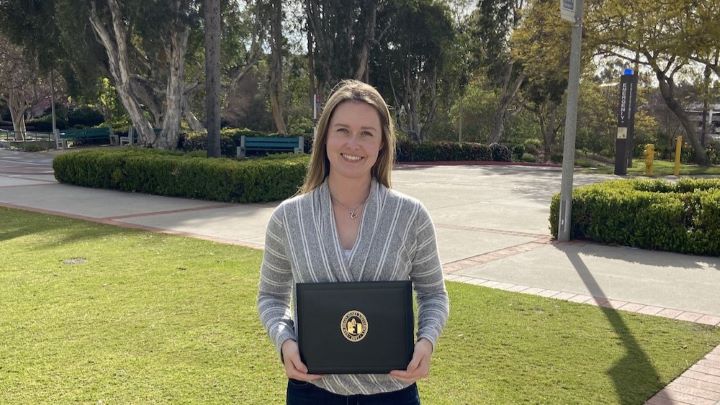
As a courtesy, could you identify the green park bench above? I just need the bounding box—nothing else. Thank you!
[57,127,112,148]
[237,135,304,158]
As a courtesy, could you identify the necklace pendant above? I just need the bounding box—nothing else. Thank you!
[349,210,359,220]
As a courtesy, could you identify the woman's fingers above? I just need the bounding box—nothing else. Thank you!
[389,339,433,382]
[281,339,321,381]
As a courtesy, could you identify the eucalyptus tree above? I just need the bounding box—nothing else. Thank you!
[0,0,69,140]
[304,0,380,97]
[510,0,573,160]
[468,0,527,143]
[372,0,454,142]
[261,0,287,134]
[0,35,34,139]
[83,0,203,148]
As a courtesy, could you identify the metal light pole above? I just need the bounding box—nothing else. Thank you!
[558,0,585,242]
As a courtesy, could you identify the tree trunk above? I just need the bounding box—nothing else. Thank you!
[404,69,422,142]
[269,0,287,134]
[8,89,27,141]
[488,67,525,143]
[307,21,317,120]
[655,70,709,165]
[205,0,222,156]
[129,77,163,127]
[701,65,711,147]
[537,102,561,162]
[89,0,155,145]
[157,25,190,150]
[354,0,377,82]
[183,98,204,132]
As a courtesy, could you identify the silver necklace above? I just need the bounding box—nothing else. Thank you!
[331,196,366,220]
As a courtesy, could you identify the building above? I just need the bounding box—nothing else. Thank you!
[686,103,720,143]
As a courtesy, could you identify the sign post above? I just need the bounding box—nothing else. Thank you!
[614,69,638,175]
[557,0,584,242]
[560,0,576,22]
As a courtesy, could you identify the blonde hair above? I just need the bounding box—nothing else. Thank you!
[300,80,395,194]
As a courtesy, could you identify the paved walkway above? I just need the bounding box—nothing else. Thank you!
[1,149,719,404]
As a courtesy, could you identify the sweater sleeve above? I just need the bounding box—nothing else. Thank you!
[409,204,450,349]
[257,205,297,353]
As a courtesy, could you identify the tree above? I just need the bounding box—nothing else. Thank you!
[0,0,70,140]
[510,0,572,160]
[468,0,527,143]
[84,0,202,149]
[0,35,34,140]
[266,0,287,134]
[304,0,380,96]
[219,0,267,123]
[372,0,454,142]
[204,0,221,157]
[449,75,499,142]
[586,0,711,165]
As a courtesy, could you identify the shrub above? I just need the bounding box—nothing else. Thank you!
[26,115,68,131]
[18,141,53,152]
[395,141,492,162]
[179,130,237,157]
[523,138,542,155]
[464,143,492,161]
[511,144,525,161]
[549,178,720,256]
[489,143,511,162]
[53,148,309,203]
[68,106,105,128]
[521,153,536,163]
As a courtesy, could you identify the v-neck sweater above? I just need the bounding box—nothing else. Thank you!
[257,179,450,396]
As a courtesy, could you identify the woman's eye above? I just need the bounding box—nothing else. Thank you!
[361,131,373,137]
[337,128,349,134]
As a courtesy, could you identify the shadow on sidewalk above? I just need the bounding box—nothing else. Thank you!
[560,240,719,271]
[565,249,663,404]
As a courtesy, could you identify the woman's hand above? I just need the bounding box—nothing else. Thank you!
[389,338,433,383]
[281,339,322,382]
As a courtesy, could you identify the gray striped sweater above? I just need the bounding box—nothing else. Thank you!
[257,179,449,396]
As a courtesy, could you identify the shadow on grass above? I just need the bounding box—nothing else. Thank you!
[565,249,662,404]
[0,207,128,248]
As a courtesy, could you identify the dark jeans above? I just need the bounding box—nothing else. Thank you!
[286,379,420,405]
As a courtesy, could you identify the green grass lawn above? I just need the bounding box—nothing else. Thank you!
[1,207,719,404]
[576,157,720,176]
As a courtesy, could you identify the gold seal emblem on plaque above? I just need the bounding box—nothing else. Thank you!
[340,310,368,342]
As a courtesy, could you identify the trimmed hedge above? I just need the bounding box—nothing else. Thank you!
[396,140,494,162]
[53,148,309,203]
[550,178,720,256]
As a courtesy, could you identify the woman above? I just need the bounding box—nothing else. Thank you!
[257,79,449,404]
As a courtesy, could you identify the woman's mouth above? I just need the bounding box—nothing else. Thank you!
[341,153,364,162]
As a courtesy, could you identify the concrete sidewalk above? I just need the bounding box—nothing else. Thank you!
[1,149,719,404]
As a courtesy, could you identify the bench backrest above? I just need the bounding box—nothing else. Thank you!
[237,135,304,158]
[59,127,111,139]
[243,136,302,149]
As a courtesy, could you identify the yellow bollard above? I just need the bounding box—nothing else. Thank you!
[644,144,654,176]
[674,136,682,176]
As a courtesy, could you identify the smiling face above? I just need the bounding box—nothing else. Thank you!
[326,101,384,183]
